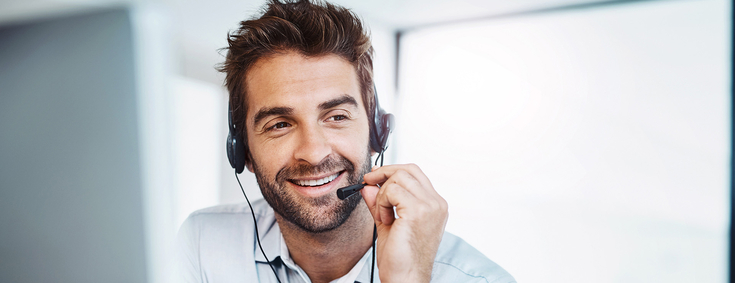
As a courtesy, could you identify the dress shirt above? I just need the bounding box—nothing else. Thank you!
[177,199,516,283]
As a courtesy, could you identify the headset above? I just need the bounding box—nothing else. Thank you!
[227,85,394,283]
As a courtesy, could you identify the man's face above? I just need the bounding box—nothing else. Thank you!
[244,51,372,233]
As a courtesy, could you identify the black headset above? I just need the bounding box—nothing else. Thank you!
[227,85,394,173]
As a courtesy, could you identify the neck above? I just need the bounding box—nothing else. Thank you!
[275,201,374,283]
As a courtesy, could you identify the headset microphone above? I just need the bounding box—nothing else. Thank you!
[337,183,366,200]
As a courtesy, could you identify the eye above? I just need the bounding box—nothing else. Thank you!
[266,121,291,131]
[329,115,348,121]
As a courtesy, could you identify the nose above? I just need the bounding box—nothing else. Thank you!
[292,123,331,165]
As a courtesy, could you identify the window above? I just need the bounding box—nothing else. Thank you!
[395,0,729,281]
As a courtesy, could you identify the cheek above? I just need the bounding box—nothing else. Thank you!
[247,134,291,174]
[329,121,371,159]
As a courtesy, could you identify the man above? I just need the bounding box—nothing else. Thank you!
[177,1,515,282]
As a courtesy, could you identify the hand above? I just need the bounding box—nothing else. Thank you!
[360,164,448,283]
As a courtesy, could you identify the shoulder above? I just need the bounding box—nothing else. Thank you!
[431,232,516,283]
[180,199,272,227]
[177,199,274,246]
[176,199,274,282]
[185,198,272,220]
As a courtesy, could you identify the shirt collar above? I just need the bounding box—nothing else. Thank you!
[251,204,380,282]
[253,205,282,263]
[353,250,380,283]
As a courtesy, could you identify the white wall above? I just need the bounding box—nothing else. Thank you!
[396,0,730,282]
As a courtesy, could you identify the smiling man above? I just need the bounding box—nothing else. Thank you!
[176,1,515,283]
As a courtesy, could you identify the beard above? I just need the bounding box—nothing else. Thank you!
[252,151,372,233]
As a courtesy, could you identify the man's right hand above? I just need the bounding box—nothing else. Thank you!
[360,163,449,283]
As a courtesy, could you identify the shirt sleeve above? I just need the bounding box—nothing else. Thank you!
[431,232,516,283]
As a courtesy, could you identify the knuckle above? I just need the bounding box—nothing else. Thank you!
[395,169,408,177]
[376,185,387,199]
[393,171,411,185]
[430,200,446,215]
[381,183,397,198]
[406,163,418,174]
[408,163,423,174]
[416,203,430,216]
[439,197,448,211]
[430,200,442,211]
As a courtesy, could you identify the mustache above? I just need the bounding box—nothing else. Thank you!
[276,155,356,182]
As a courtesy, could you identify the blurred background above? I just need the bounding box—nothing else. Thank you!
[0,0,730,282]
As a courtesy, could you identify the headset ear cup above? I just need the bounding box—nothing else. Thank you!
[227,104,247,174]
[227,132,237,169]
[227,129,247,174]
[233,131,247,174]
[370,84,394,153]
[369,120,380,153]
[379,113,394,151]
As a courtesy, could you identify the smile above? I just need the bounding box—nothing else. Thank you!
[292,172,341,187]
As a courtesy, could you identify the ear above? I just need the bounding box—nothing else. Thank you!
[245,151,255,173]
[370,149,378,157]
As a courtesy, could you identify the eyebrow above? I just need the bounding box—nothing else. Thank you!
[253,106,293,127]
[319,95,358,111]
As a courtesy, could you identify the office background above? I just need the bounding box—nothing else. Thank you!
[0,0,730,282]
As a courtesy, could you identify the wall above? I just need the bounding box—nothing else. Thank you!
[396,0,730,282]
[0,9,148,283]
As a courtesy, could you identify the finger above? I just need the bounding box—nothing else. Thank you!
[363,164,394,185]
[399,163,433,189]
[372,166,449,223]
[380,169,430,202]
[359,184,381,224]
[364,164,432,190]
[365,165,437,202]
[375,182,420,225]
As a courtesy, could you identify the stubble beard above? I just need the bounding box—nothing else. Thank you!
[252,151,372,233]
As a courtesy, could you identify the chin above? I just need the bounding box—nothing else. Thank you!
[270,187,363,233]
[252,151,372,233]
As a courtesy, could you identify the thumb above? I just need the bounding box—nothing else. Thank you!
[360,184,381,224]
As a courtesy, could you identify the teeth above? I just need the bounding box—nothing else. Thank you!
[296,173,339,187]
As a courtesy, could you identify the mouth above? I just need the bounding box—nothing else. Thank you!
[289,171,343,188]
[289,172,342,187]
[286,171,345,198]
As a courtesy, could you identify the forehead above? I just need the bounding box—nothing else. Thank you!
[244,51,361,114]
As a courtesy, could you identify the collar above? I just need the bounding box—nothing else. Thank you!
[250,202,380,282]
[353,248,380,283]
[252,204,282,263]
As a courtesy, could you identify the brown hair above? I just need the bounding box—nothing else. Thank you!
[218,0,374,145]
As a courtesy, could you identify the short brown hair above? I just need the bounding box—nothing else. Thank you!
[218,0,374,146]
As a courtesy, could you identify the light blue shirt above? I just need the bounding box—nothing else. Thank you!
[177,199,516,283]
